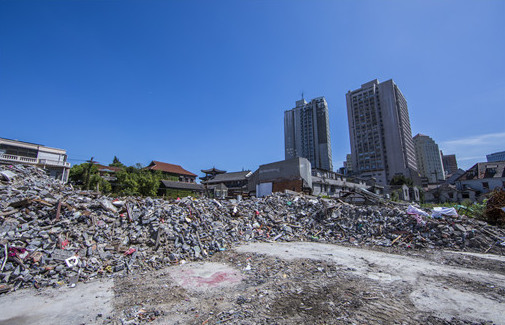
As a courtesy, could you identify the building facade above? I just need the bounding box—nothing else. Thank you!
[413,134,445,183]
[201,170,252,198]
[311,169,369,198]
[487,151,505,162]
[346,79,418,185]
[456,161,505,198]
[441,152,458,176]
[248,157,313,197]
[145,160,197,183]
[284,97,333,171]
[0,137,70,182]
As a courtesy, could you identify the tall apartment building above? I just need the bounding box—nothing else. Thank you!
[346,79,417,185]
[413,134,445,183]
[284,97,333,171]
[441,152,458,176]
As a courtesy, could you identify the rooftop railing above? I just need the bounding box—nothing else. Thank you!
[0,154,70,168]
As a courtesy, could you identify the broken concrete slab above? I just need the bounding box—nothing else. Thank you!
[0,279,113,325]
[235,241,505,324]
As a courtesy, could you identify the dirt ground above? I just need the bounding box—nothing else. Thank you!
[1,241,504,324]
[111,242,505,325]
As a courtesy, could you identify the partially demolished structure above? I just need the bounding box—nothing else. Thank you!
[1,164,504,294]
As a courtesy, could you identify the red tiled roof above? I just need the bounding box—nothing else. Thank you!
[95,164,122,172]
[146,161,197,177]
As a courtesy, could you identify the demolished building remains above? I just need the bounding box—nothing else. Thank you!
[1,164,504,295]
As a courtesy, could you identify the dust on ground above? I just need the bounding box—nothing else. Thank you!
[112,242,505,325]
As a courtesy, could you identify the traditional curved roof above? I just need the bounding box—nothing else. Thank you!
[201,167,226,174]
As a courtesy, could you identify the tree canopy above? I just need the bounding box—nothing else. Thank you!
[389,175,413,186]
[69,161,161,196]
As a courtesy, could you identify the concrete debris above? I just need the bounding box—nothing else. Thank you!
[1,164,504,293]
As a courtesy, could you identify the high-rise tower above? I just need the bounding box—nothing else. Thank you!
[346,79,417,185]
[284,97,333,171]
[413,134,445,183]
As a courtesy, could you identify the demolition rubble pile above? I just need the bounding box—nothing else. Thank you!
[1,165,504,292]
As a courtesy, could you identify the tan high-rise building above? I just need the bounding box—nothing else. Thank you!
[413,134,445,183]
[346,79,418,185]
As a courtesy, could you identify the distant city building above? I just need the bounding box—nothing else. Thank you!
[0,137,70,182]
[284,97,333,171]
[441,152,458,176]
[346,79,417,185]
[343,154,353,175]
[487,151,505,162]
[413,134,445,183]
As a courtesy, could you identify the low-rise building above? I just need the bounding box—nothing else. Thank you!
[456,161,505,198]
[201,170,251,198]
[424,183,477,204]
[311,169,368,197]
[145,160,197,183]
[145,160,200,198]
[0,137,70,182]
[248,157,312,197]
[158,180,203,198]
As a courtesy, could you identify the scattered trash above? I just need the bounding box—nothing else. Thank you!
[431,207,458,219]
[65,256,80,268]
[406,205,428,225]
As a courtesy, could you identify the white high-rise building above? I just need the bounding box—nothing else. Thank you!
[413,134,445,183]
[284,97,333,171]
[346,79,418,185]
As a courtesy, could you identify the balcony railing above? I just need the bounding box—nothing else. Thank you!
[0,154,70,168]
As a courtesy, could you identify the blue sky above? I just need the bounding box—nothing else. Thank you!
[1,0,504,176]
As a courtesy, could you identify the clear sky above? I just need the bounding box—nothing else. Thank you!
[1,0,504,176]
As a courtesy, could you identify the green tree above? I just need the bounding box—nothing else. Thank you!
[109,156,125,168]
[69,162,98,188]
[390,175,413,186]
[116,170,139,195]
[69,162,112,193]
[89,174,112,193]
[115,166,162,197]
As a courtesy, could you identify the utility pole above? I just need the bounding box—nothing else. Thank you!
[85,157,95,190]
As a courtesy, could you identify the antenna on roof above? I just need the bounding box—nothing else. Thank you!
[301,91,304,100]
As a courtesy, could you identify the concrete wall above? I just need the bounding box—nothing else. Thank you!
[457,178,505,193]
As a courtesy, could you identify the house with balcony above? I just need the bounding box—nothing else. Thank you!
[0,137,70,182]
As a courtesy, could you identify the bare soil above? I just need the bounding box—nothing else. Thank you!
[111,242,505,325]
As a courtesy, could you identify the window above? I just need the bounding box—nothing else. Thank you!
[483,182,489,189]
